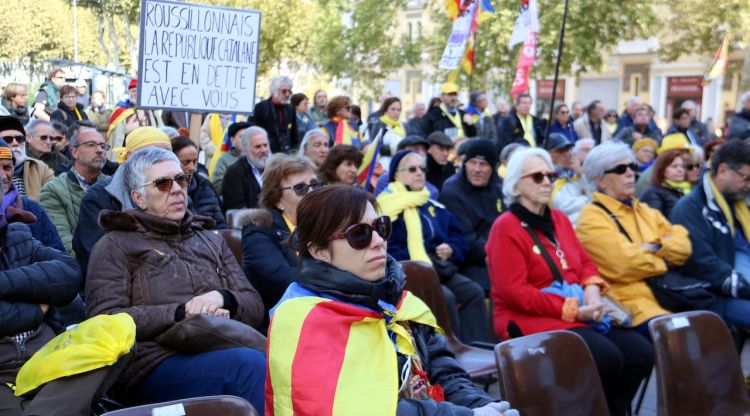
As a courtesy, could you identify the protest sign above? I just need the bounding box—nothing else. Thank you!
[438,2,476,70]
[137,0,261,114]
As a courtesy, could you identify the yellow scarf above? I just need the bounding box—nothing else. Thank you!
[282,212,296,233]
[664,179,691,196]
[376,182,431,263]
[380,115,405,138]
[439,104,464,138]
[209,114,230,148]
[708,175,750,237]
[519,114,536,147]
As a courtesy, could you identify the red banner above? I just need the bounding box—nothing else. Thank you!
[511,32,537,98]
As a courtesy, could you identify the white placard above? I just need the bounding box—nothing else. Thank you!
[137,0,261,114]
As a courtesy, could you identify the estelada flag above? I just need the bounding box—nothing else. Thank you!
[265,283,442,416]
[357,129,383,191]
[706,34,729,80]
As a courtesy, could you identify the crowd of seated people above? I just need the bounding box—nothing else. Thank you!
[5,70,750,415]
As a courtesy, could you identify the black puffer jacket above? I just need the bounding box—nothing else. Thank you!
[188,173,227,230]
[640,185,684,218]
[0,223,81,384]
[296,256,494,415]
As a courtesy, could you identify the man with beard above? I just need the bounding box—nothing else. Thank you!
[671,139,750,327]
[422,82,476,140]
[221,126,270,212]
[252,76,298,153]
[41,126,110,256]
[0,117,54,202]
[310,89,329,124]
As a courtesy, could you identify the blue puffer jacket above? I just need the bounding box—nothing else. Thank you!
[188,173,227,230]
[17,198,65,252]
[669,174,734,288]
[387,199,468,264]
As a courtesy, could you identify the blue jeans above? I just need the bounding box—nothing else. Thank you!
[137,347,266,415]
[711,296,750,328]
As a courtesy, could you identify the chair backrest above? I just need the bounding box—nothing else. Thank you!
[649,311,750,416]
[494,330,609,416]
[215,229,243,264]
[101,395,258,416]
[400,260,454,337]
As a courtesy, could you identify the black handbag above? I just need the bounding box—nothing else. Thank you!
[592,201,715,312]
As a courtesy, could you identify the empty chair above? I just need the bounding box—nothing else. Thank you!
[101,395,258,416]
[494,330,609,416]
[400,260,496,379]
[649,311,750,416]
[216,229,243,264]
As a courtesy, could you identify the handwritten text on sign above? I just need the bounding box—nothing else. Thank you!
[137,0,261,114]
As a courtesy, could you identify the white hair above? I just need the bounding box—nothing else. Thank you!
[741,91,750,104]
[297,129,327,156]
[680,100,697,110]
[239,126,269,151]
[626,96,641,107]
[502,147,553,206]
[123,147,180,198]
[269,76,293,95]
[160,126,180,139]
[689,144,705,162]
[571,138,595,156]
[582,141,635,191]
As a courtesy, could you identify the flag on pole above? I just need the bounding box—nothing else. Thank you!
[510,0,539,98]
[508,0,539,49]
[357,129,383,191]
[440,0,494,73]
[706,34,729,80]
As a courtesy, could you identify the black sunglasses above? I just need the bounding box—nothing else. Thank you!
[521,171,558,184]
[282,179,324,196]
[604,163,638,175]
[686,163,700,170]
[139,173,193,192]
[399,165,427,174]
[330,216,392,250]
[38,135,58,141]
[2,135,25,144]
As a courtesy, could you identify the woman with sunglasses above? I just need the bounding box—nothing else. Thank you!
[685,144,705,186]
[85,147,266,411]
[170,136,227,229]
[237,154,322,332]
[321,96,361,147]
[548,103,578,143]
[605,110,619,135]
[267,184,517,416]
[639,150,692,218]
[50,85,89,128]
[486,146,653,416]
[377,150,488,343]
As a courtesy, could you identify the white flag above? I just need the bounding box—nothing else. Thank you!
[508,0,539,49]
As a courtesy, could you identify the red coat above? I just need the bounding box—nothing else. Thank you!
[485,209,602,339]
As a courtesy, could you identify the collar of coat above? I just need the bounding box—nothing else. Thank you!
[98,209,215,237]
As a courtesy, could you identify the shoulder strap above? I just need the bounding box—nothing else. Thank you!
[520,221,564,283]
[592,201,633,242]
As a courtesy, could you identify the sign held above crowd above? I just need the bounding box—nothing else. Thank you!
[136,0,261,115]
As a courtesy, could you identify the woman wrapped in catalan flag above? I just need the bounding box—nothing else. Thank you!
[266,185,517,416]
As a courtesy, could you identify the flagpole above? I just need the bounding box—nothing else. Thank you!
[545,0,570,144]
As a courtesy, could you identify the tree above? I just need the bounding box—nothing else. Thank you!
[424,0,657,95]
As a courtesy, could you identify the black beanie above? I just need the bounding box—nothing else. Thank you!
[388,150,416,182]
[462,139,499,170]
[0,116,25,136]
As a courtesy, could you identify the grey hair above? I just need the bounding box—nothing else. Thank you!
[500,142,526,163]
[240,126,269,151]
[269,76,293,95]
[123,147,180,197]
[582,141,635,190]
[160,126,180,139]
[741,91,750,103]
[297,129,327,157]
[626,96,641,107]
[412,102,425,111]
[689,144,705,162]
[680,100,697,110]
[469,91,485,106]
[25,119,53,137]
[502,147,553,205]
[571,138,595,156]
[69,125,98,148]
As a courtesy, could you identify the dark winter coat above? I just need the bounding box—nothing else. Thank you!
[548,119,579,143]
[85,210,263,395]
[50,101,90,128]
[238,208,297,331]
[22,197,65,252]
[221,158,262,212]
[640,184,684,218]
[0,223,81,384]
[426,153,456,191]
[188,173,227,229]
[1,99,30,126]
[421,106,477,139]
[729,109,750,140]
[251,97,298,153]
[438,171,503,267]
[496,110,546,152]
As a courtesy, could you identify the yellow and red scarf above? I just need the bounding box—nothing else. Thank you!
[325,117,360,147]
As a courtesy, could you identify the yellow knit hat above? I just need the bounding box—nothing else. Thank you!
[631,138,658,153]
[657,133,692,155]
[113,127,171,163]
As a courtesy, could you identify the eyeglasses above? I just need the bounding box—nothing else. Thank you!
[281,179,324,196]
[398,165,427,174]
[53,136,65,143]
[37,135,58,141]
[686,163,700,171]
[733,168,750,182]
[139,173,193,192]
[521,171,558,184]
[76,141,111,151]
[278,88,292,95]
[62,95,77,100]
[559,110,569,114]
[604,163,638,175]
[1,135,25,144]
[329,216,392,250]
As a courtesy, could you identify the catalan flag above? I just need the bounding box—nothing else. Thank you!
[357,130,383,191]
[265,283,442,416]
[706,34,729,80]
[207,113,237,176]
[322,118,361,147]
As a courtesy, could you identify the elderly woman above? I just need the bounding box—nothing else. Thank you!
[238,154,323,331]
[577,141,691,337]
[50,85,89,128]
[297,128,330,167]
[266,185,517,416]
[85,148,265,410]
[551,138,595,225]
[639,150,691,218]
[378,150,488,343]
[321,96,360,147]
[685,144,705,185]
[170,136,227,229]
[485,147,653,415]
[631,138,658,174]
[317,144,363,186]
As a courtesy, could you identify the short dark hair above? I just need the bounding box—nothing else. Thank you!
[673,108,690,120]
[586,100,602,115]
[290,93,308,109]
[60,85,77,97]
[651,150,685,187]
[514,94,531,106]
[553,103,568,116]
[428,97,441,109]
[711,139,750,175]
[469,91,485,106]
[170,136,197,155]
[293,184,378,258]
[379,97,401,115]
[317,144,363,184]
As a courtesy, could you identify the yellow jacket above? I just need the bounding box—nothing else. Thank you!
[23,158,54,201]
[576,192,692,325]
